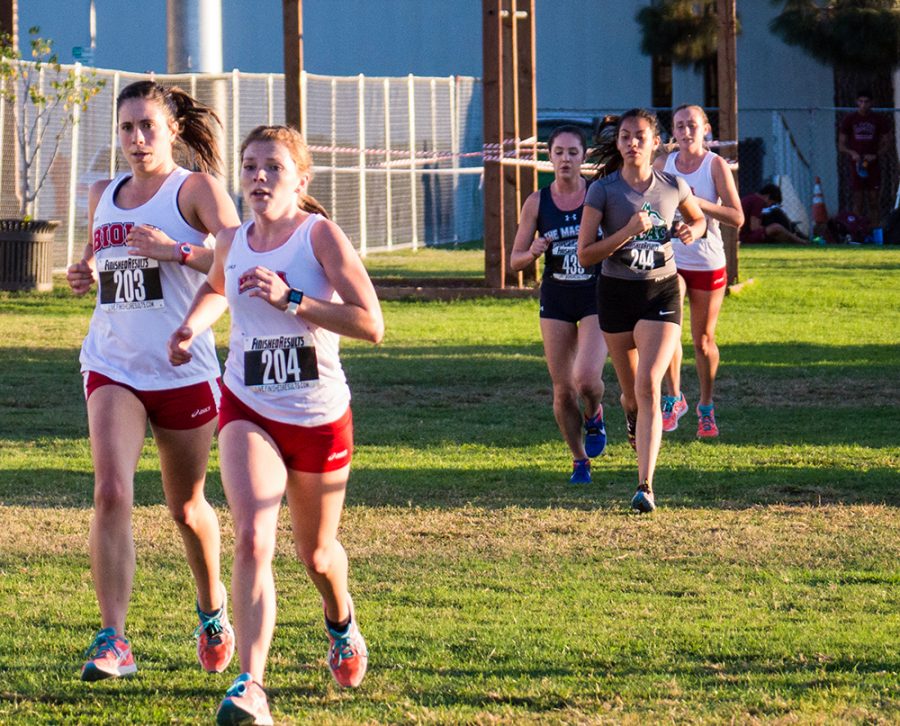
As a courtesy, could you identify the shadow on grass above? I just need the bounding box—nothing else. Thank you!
[2,458,896,510]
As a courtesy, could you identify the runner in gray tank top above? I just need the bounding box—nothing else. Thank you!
[577,109,706,513]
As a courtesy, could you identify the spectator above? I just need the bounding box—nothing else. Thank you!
[740,183,808,245]
[838,90,892,223]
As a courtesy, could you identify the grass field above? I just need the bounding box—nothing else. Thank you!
[0,245,898,724]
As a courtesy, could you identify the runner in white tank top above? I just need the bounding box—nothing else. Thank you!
[81,167,220,389]
[222,215,350,426]
[653,105,744,439]
[66,81,241,687]
[168,126,383,724]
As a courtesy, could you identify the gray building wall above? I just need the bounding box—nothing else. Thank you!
[20,1,841,204]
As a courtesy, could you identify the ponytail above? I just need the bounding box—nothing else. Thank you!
[116,80,224,176]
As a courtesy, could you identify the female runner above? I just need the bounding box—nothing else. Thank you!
[577,109,706,512]
[168,125,384,725]
[67,80,241,681]
[510,125,607,484]
[655,104,744,438]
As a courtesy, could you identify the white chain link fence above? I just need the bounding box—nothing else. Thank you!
[0,64,485,271]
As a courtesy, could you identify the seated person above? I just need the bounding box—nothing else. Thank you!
[740,183,808,244]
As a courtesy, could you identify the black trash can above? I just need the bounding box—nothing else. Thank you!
[0,219,59,292]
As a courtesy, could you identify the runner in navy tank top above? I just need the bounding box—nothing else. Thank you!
[511,125,608,486]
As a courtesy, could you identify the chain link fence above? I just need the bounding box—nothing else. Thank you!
[0,64,485,271]
[4,58,899,274]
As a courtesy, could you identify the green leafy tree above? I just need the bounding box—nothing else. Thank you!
[0,27,105,219]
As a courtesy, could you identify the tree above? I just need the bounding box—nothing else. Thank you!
[0,27,105,219]
[636,0,721,70]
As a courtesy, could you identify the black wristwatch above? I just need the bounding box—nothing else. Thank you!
[286,288,304,315]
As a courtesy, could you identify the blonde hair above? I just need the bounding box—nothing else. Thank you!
[239,125,329,218]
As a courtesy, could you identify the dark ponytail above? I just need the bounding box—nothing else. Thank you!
[586,108,661,180]
[117,80,224,176]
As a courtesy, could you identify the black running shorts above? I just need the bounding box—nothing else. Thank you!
[539,281,597,323]
[596,274,682,333]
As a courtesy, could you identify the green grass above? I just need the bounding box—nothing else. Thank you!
[0,245,898,724]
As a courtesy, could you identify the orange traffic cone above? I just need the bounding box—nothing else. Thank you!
[811,176,828,224]
[810,176,834,243]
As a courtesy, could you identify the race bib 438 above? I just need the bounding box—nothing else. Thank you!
[98,256,164,311]
[243,334,319,391]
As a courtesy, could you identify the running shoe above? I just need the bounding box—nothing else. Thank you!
[661,393,688,432]
[630,483,656,513]
[324,596,368,688]
[569,458,591,485]
[697,405,719,438]
[625,411,637,451]
[195,586,236,673]
[81,627,137,681]
[583,406,607,458]
[216,672,273,726]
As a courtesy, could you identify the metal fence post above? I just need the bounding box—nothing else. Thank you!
[65,63,83,268]
[408,74,418,250]
[384,78,393,249]
[357,74,367,257]
[231,69,240,200]
[450,75,460,243]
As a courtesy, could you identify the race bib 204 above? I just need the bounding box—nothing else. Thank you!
[243,334,319,392]
[98,256,164,311]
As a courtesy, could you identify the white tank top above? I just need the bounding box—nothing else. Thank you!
[222,215,350,426]
[80,167,220,389]
[663,151,726,270]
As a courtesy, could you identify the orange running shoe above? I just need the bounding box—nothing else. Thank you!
[324,595,368,688]
[81,627,137,681]
[216,673,273,726]
[196,586,236,673]
[697,405,719,438]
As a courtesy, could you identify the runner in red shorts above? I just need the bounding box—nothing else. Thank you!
[655,105,744,438]
[67,81,241,683]
[169,125,384,726]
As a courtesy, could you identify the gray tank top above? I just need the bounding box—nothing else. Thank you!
[584,169,690,280]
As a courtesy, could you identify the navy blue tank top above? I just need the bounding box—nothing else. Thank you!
[537,183,597,285]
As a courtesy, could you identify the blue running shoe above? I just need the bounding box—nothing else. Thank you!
[570,458,591,484]
[630,483,656,513]
[583,406,607,458]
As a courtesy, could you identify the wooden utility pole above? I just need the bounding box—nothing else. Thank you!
[482,0,537,288]
[282,0,304,131]
[717,0,740,284]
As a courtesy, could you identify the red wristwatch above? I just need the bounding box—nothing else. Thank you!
[178,243,192,265]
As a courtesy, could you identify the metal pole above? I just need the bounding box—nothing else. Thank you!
[166,0,223,73]
[357,74,367,256]
[66,64,83,268]
[384,78,393,249]
[408,74,418,250]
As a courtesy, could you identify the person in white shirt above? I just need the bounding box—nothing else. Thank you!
[168,125,384,726]
[67,80,240,683]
